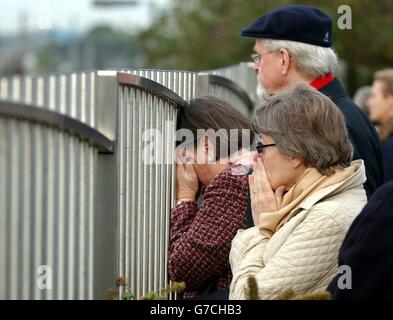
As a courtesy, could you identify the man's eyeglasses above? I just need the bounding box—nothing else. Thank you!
[250,51,275,64]
[256,141,276,154]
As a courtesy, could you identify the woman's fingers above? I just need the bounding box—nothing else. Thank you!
[275,186,286,209]
[256,158,273,192]
[250,158,283,213]
[249,174,260,225]
[252,159,269,196]
[249,175,254,189]
[175,147,186,165]
[252,158,262,185]
[184,163,195,176]
[176,162,198,200]
[176,163,185,178]
[176,163,183,172]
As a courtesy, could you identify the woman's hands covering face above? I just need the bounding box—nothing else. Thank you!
[176,147,199,202]
[249,157,286,225]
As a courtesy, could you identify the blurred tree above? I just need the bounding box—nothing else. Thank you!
[35,24,144,74]
[138,0,286,70]
[138,0,393,94]
[84,25,144,69]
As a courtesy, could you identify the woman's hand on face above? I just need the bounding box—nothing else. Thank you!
[176,148,199,202]
[249,157,286,225]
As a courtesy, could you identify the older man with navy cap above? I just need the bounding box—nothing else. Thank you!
[242,5,383,199]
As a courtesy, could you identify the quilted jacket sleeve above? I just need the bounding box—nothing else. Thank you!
[229,207,346,300]
[169,172,248,292]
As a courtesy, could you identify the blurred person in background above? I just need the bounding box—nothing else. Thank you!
[169,96,255,299]
[368,68,393,183]
[353,85,372,117]
[241,4,383,199]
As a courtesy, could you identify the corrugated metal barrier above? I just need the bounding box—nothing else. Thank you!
[0,63,255,299]
[0,100,113,300]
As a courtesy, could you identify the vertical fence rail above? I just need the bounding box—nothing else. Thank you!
[116,73,183,298]
[205,62,259,105]
[119,69,197,102]
[206,77,254,117]
[0,103,112,299]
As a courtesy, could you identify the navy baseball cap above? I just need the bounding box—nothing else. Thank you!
[241,5,333,47]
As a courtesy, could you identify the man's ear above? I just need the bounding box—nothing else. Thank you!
[280,48,291,75]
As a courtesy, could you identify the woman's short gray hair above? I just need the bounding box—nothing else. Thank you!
[264,39,338,78]
[252,84,353,175]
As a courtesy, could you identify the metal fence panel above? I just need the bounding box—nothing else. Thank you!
[205,62,259,106]
[0,64,255,300]
[0,72,97,128]
[119,69,197,102]
[116,72,181,298]
[0,114,98,299]
[207,80,252,117]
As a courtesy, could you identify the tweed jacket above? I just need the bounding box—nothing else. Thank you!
[169,164,249,298]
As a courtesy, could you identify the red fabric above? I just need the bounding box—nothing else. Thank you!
[310,73,334,90]
[168,165,249,298]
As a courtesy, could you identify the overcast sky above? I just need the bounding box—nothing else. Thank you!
[0,0,169,35]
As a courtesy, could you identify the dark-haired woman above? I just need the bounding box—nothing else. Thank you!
[169,96,255,299]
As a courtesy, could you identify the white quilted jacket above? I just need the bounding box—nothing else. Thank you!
[229,160,367,300]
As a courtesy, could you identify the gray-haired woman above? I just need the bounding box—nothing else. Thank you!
[229,84,367,299]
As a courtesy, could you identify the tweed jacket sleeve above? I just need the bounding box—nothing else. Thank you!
[168,169,248,292]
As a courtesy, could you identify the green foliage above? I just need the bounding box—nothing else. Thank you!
[245,275,260,300]
[138,0,286,70]
[107,277,186,300]
[121,291,136,300]
[138,0,393,94]
[35,24,144,73]
[85,24,141,53]
[140,292,158,300]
